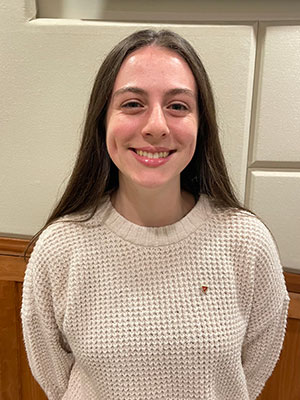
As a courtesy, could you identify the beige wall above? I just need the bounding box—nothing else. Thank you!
[1,0,299,272]
[37,0,300,21]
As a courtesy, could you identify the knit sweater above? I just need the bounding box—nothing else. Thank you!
[21,194,290,400]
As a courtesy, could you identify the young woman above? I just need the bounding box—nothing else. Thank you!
[21,29,289,400]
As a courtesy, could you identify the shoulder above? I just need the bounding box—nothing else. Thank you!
[215,206,287,302]
[25,222,72,289]
[206,201,281,263]
[32,196,111,258]
[209,202,272,241]
[26,199,109,279]
[30,220,78,265]
[230,208,279,254]
[218,207,284,276]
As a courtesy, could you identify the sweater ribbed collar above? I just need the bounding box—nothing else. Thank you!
[97,194,214,247]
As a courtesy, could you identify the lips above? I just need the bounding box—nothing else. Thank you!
[130,147,176,159]
[135,150,170,159]
[129,147,175,167]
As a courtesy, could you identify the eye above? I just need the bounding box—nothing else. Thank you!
[122,101,143,109]
[169,103,188,111]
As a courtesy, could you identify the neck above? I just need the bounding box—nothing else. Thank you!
[111,180,195,227]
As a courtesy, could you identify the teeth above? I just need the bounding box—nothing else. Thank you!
[136,150,170,158]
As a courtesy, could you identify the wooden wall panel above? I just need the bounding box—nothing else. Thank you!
[0,237,46,400]
[258,315,300,400]
[1,236,299,400]
[0,280,46,400]
[0,281,21,399]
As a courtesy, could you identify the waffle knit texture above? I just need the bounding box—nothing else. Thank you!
[21,194,290,400]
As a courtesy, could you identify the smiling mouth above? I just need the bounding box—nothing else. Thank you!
[130,148,176,159]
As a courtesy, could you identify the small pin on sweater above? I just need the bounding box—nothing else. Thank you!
[202,286,208,293]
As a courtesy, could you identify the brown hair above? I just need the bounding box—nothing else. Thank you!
[25,29,253,257]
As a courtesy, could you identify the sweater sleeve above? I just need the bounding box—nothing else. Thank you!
[241,221,290,400]
[21,227,74,400]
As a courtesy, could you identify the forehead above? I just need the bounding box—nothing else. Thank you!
[112,46,197,92]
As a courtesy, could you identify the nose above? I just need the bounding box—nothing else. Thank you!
[141,104,170,139]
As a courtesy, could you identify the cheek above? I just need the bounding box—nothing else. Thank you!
[186,136,197,161]
[107,117,140,145]
[172,122,198,147]
[106,117,140,165]
[105,125,120,163]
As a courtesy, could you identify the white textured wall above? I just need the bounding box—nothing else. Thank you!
[246,23,300,273]
[37,0,300,21]
[1,1,299,271]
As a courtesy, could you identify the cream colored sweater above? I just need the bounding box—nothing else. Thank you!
[21,194,290,400]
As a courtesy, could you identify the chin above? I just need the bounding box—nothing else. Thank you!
[134,180,167,190]
[131,175,180,191]
[120,170,181,192]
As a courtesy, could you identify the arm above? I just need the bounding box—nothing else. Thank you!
[21,227,74,400]
[241,222,290,400]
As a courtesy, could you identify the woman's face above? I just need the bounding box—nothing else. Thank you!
[106,45,198,192]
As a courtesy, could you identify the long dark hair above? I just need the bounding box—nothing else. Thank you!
[25,29,254,257]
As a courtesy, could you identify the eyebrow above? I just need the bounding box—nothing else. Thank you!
[112,86,196,99]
